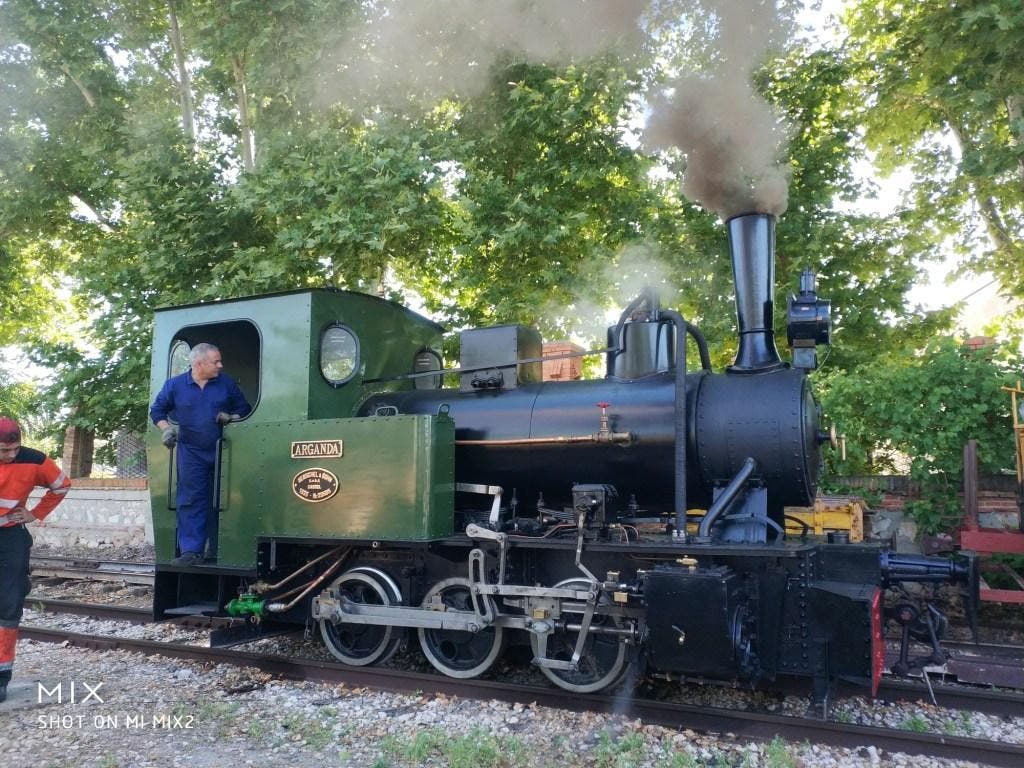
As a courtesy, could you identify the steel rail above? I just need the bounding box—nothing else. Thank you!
[18,625,1024,768]
[30,556,155,586]
[870,678,1024,718]
[25,599,151,623]
[24,598,237,630]
[941,639,1024,659]
[885,639,1024,689]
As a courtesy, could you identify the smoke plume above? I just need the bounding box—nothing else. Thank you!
[645,1,791,218]
[319,1,646,107]
[321,0,790,219]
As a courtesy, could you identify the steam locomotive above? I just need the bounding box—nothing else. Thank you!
[147,213,976,714]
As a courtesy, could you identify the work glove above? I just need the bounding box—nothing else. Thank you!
[215,412,239,425]
[161,425,178,448]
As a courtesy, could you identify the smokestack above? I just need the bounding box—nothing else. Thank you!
[727,213,784,373]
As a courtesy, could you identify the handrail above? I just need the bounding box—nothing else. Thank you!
[166,445,176,511]
[213,437,224,513]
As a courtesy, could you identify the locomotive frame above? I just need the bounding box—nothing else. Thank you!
[147,214,976,715]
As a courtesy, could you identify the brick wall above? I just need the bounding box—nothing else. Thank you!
[61,425,94,478]
[542,342,584,381]
[834,475,1020,528]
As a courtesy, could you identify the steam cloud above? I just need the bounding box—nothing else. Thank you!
[323,0,790,219]
[320,1,645,105]
[644,1,791,218]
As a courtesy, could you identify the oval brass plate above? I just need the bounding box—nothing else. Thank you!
[292,468,339,503]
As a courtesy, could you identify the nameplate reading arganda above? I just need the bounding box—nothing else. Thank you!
[290,440,344,459]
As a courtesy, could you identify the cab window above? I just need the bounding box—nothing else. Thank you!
[169,340,191,377]
[320,324,359,386]
[168,320,261,411]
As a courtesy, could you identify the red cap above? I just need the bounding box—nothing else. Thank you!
[0,417,22,443]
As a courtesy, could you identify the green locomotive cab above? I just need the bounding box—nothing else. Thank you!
[147,289,453,582]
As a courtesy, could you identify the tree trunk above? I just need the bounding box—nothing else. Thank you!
[1005,94,1024,185]
[167,0,195,142]
[60,64,96,109]
[945,111,1020,256]
[232,54,255,171]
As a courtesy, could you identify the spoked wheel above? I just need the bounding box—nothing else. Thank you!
[529,578,630,693]
[418,577,505,678]
[319,566,404,666]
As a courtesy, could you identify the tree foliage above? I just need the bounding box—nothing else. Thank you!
[844,0,1024,297]
[413,58,683,334]
[659,44,954,371]
[0,0,984,495]
[0,366,36,422]
[821,338,1021,533]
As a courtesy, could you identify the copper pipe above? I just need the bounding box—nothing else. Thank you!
[456,432,631,447]
[254,546,348,594]
[265,556,347,613]
[267,580,315,602]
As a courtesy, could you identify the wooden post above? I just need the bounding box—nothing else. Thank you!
[963,439,978,531]
[1000,381,1024,532]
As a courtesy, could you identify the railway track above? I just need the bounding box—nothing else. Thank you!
[933,640,1024,689]
[29,556,154,586]
[28,576,1024,689]
[25,597,245,631]
[26,598,151,623]
[29,607,1019,722]
[17,623,1024,767]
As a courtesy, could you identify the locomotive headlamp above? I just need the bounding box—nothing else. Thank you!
[787,269,832,370]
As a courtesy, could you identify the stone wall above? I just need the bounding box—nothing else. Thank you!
[831,475,1021,553]
[833,475,1021,528]
[28,478,152,549]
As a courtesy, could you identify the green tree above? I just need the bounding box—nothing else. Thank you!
[844,0,1024,297]
[0,1,964,461]
[224,111,462,299]
[0,0,360,437]
[0,367,36,422]
[0,357,59,449]
[660,44,954,371]
[821,337,1021,533]
[415,57,684,335]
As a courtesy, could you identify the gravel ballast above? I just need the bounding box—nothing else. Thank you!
[0,630,1010,768]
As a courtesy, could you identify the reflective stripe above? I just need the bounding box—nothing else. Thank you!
[0,626,16,665]
[50,472,68,489]
[0,498,20,509]
[51,487,70,495]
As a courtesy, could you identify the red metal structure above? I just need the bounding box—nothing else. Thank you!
[959,382,1024,603]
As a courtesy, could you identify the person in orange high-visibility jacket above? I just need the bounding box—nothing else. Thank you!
[0,416,71,702]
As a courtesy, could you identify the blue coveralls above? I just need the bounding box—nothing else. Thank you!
[150,372,251,556]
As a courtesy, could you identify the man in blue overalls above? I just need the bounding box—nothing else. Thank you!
[150,343,251,565]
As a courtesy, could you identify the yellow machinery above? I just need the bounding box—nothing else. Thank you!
[683,495,865,540]
[785,496,865,541]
